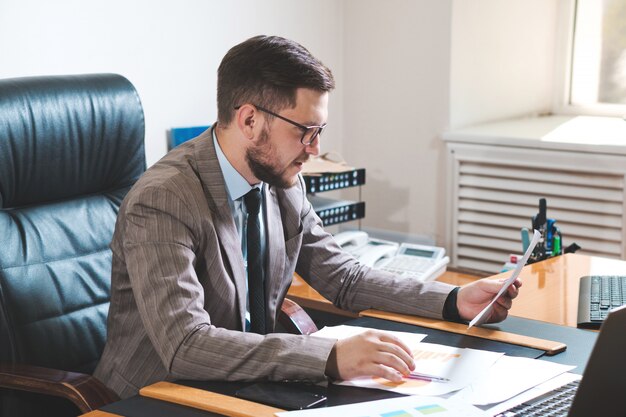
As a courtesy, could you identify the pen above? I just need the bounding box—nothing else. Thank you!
[406,372,450,383]
[521,228,530,253]
[546,219,556,250]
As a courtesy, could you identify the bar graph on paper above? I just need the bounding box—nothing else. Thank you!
[379,403,449,416]
[338,343,502,397]
[413,350,460,362]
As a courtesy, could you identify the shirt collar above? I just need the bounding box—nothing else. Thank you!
[212,125,263,202]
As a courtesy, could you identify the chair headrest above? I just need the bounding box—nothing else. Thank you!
[0,73,146,209]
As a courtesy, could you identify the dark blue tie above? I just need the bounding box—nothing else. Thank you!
[244,188,266,334]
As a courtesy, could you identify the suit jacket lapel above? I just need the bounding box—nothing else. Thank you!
[194,126,247,329]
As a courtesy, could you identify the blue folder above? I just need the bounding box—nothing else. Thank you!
[169,125,211,149]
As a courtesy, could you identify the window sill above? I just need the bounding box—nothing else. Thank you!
[442,115,626,156]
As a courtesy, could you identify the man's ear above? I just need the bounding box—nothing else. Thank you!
[235,104,261,141]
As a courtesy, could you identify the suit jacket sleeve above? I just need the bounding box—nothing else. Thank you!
[121,184,335,383]
[293,177,455,319]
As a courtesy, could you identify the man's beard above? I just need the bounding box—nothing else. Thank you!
[245,126,299,189]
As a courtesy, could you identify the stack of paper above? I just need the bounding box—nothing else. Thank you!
[312,325,574,406]
[449,355,575,405]
[336,342,503,397]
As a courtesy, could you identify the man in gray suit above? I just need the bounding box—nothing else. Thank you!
[95,35,521,399]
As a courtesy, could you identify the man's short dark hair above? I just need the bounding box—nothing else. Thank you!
[217,35,335,126]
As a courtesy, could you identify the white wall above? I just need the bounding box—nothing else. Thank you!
[339,0,561,245]
[1,0,565,249]
[342,0,452,244]
[0,0,345,166]
[450,0,559,128]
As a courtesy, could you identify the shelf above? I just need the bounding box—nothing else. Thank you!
[308,195,365,226]
[302,168,365,193]
[304,168,366,227]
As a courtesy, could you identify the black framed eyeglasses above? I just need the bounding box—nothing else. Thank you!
[235,104,326,146]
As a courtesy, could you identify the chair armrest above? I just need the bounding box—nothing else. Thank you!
[278,298,319,335]
[0,362,119,413]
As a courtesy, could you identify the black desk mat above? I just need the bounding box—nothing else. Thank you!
[102,316,598,416]
[480,315,598,372]
[102,395,221,417]
[172,316,545,410]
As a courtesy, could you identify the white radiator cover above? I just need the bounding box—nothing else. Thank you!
[445,142,626,273]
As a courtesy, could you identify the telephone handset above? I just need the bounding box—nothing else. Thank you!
[333,230,369,252]
[333,231,449,282]
[358,244,398,267]
[333,231,398,268]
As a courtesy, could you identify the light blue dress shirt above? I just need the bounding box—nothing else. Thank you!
[212,127,266,331]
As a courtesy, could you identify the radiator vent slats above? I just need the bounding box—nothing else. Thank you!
[458,188,624,215]
[447,143,626,273]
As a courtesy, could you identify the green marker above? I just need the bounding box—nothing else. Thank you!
[553,233,561,255]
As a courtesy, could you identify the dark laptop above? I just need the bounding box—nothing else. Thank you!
[495,304,626,417]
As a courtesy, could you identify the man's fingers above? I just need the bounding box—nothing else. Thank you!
[491,303,509,322]
[496,295,512,310]
[378,334,414,358]
[494,278,520,300]
[368,364,404,382]
[374,351,413,377]
[370,332,415,373]
[507,283,520,298]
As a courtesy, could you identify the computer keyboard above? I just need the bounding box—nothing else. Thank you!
[577,275,626,329]
[494,380,579,417]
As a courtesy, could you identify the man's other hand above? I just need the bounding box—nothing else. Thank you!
[457,277,522,323]
[324,330,415,382]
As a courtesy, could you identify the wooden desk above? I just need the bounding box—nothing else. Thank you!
[495,254,626,327]
[86,256,616,417]
[287,254,626,328]
[83,254,622,416]
[82,412,121,417]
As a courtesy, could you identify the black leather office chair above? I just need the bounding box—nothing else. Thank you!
[0,73,319,416]
[0,73,146,416]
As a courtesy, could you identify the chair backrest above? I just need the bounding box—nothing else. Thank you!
[0,74,145,375]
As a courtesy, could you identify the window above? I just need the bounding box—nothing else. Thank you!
[567,0,626,114]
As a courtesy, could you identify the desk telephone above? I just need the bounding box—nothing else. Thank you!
[333,231,450,282]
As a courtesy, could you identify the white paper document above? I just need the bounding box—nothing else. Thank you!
[449,355,575,405]
[275,394,489,417]
[312,325,427,346]
[469,229,541,328]
[337,343,503,396]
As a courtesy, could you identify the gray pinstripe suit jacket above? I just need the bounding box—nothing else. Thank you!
[94,127,455,398]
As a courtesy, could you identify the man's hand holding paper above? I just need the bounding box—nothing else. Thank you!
[457,277,523,324]
[466,229,541,328]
